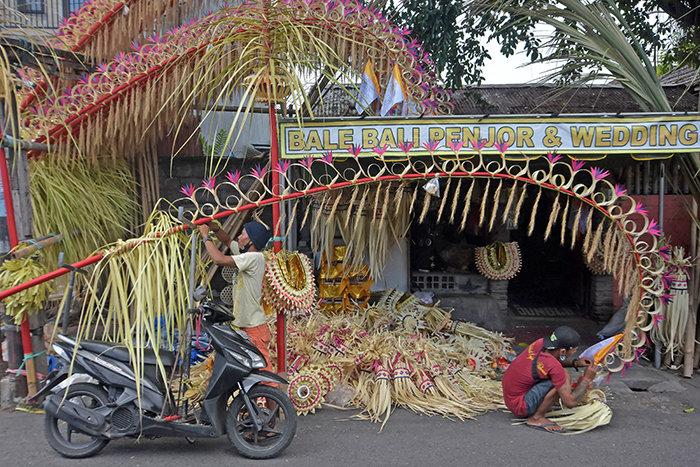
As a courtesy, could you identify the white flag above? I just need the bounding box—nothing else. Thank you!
[355,61,381,115]
[380,64,406,116]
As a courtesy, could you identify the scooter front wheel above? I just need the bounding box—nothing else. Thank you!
[44,383,110,458]
[226,385,297,459]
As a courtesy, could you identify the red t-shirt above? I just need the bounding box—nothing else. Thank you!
[501,338,568,417]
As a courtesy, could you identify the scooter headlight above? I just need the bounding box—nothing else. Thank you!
[226,348,252,368]
[225,348,266,369]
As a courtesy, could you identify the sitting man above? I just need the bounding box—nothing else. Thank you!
[502,326,597,432]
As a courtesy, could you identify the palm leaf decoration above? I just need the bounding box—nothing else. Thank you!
[20,0,450,174]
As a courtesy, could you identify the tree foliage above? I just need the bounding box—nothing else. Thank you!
[385,0,696,86]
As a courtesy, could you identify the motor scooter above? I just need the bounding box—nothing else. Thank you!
[30,287,297,459]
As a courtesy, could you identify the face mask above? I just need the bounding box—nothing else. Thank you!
[240,241,253,253]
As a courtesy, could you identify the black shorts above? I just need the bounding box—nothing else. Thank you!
[524,380,555,416]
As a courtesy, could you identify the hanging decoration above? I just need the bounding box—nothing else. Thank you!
[262,249,317,316]
[475,241,522,280]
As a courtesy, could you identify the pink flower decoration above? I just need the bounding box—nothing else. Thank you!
[251,164,267,179]
[590,167,610,181]
[494,140,511,154]
[635,348,645,362]
[397,141,414,154]
[347,144,363,157]
[179,184,196,197]
[447,139,463,153]
[571,160,585,172]
[662,273,675,290]
[372,145,389,156]
[660,293,673,305]
[614,184,627,197]
[658,245,671,260]
[422,140,440,153]
[300,156,314,169]
[652,314,666,328]
[275,160,290,173]
[635,202,648,216]
[225,170,241,184]
[469,138,487,151]
[321,151,333,164]
[202,177,216,190]
[648,219,661,236]
[547,152,562,164]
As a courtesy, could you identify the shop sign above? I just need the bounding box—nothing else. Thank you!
[280,116,700,158]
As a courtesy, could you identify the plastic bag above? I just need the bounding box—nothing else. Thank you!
[323,383,355,407]
[423,175,440,197]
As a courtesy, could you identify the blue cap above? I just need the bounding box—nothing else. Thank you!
[244,222,271,250]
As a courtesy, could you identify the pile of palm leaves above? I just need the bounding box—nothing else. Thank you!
[272,289,512,431]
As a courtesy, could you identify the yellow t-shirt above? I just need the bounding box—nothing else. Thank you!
[229,244,266,328]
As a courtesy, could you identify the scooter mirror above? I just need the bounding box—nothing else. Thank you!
[192,285,208,302]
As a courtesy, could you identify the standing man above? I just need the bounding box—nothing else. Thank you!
[198,220,274,377]
[501,326,597,433]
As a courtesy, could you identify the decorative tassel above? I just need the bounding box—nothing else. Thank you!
[513,184,527,228]
[489,179,503,232]
[437,178,452,224]
[623,256,637,298]
[501,181,518,225]
[544,192,561,241]
[571,203,583,250]
[527,187,542,237]
[328,191,343,223]
[622,286,640,358]
[372,183,383,222]
[379,184,391,229]
[583,206,594,254]
[586,220,605,263]
[602,222,616,272]
[312,193,328,233]
[459,179,474,232]
[559,196,570,246]
[418,192,432,224]
[479,179,491,228]
[409,182,420,215]
[354,186,370,232]
[345,185,360,227]
[449,179,463,225]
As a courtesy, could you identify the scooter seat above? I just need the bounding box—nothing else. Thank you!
[80,340,177,367]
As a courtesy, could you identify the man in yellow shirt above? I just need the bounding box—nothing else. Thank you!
[198,220,272,375]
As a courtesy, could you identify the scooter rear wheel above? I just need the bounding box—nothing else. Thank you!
[44,383,110,458]
[226,385,297,459]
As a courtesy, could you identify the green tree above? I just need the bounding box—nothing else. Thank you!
[385,0,694,86]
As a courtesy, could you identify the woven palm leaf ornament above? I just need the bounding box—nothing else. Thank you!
[19,0,450,164]
[474,241,522,280]
[262,249,317,316]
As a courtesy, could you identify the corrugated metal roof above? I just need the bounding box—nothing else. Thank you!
[453,84,698,115]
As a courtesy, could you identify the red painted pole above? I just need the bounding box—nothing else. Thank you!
[0,124,37,395]
[269,104,286,374]
[0,139,19,247]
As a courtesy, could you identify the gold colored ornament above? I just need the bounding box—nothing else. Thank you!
[262,249,317,315]
[475,241,522,280]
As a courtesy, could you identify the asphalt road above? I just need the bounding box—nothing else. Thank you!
[2,378,700,467]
